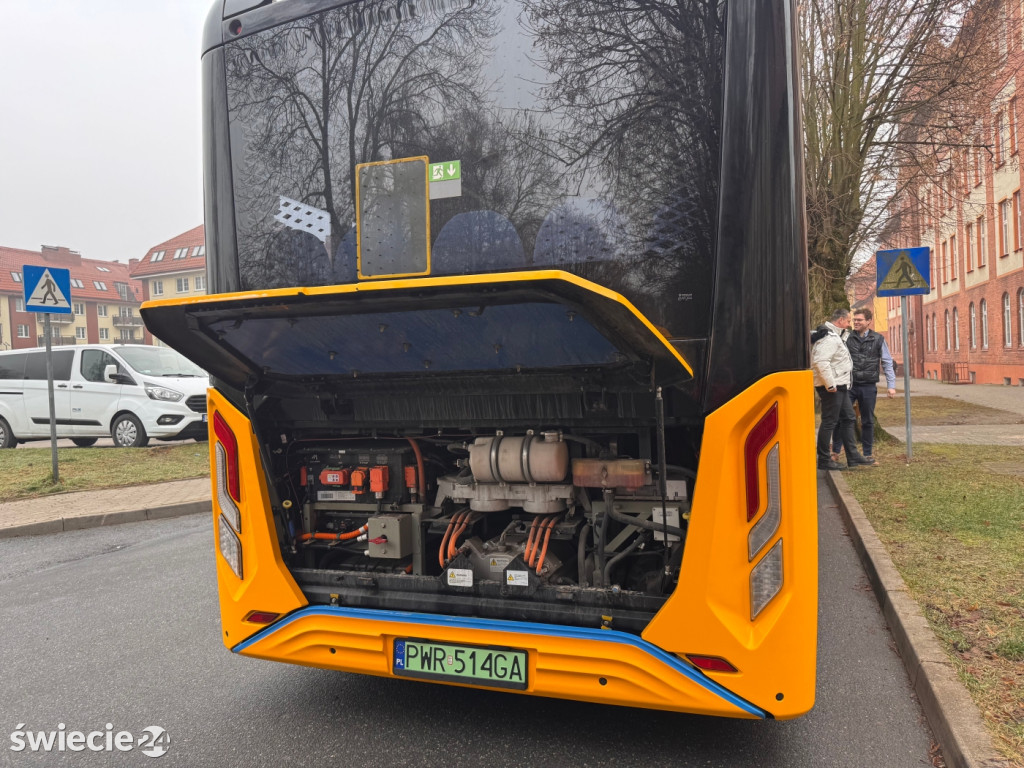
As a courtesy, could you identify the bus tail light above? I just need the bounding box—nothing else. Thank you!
[218,514,244,580]
[243,611,281,625]
[750,539,783,619]
[745,403,783,619]
[748,444,781,560]
[744,404,778,521]
[213,412,241,532]
[686,655,739,673]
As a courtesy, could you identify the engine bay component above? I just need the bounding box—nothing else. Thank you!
[468,432,569,484]
[435,476,574,514]
[572,458,650,491]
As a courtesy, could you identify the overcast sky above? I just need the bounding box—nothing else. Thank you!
[0,0,214,263]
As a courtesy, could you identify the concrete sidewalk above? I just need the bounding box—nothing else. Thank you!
[887,378,1024,446]
[0,477,210,538]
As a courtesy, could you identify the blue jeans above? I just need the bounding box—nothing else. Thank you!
[831,383,879,456]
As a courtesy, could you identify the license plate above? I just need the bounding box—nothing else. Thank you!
[393,638,528,690]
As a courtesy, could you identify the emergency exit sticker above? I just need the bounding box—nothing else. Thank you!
[429,161,461,180]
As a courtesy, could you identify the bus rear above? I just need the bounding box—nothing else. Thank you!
[143,0,816,718]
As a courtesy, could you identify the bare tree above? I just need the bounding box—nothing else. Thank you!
[801,0,1002,321]
[225,0,498,286]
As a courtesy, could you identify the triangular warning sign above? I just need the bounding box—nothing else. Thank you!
[879,251,928,292]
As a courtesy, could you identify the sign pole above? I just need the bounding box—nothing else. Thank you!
[876,246,928,463]
[901,296,912,461]
[22,263,73,484]
[43,314,59,483]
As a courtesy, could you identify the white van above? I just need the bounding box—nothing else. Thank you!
[0,344,209,448]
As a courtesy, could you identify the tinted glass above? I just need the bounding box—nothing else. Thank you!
[0,353,26,380]
[22,350,74,381]
[224,0,725,340]
[80,350,120,383]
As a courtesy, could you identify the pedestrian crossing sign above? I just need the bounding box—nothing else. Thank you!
[23,264,72,314]
[875,247,930,296]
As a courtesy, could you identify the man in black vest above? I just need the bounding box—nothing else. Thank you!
[832,308,896,464]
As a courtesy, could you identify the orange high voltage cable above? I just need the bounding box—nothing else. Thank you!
[535,516,560,574]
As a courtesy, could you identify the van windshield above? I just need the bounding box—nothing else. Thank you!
[117,346,207,378]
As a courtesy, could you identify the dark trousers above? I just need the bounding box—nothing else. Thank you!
[831,383,879,456]
[817,386,859,466]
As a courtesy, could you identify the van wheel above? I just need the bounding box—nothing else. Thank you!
[71,438,98,448]
[112,414,149,448]
[0,417,15,449]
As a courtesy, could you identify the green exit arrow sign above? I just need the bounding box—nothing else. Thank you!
[429,161,461,181]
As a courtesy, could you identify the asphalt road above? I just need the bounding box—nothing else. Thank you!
[0,477,935,767]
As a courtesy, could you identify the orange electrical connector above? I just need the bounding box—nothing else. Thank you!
[370,466,389,494]
[350,468,368,490]
[318,468,350,486]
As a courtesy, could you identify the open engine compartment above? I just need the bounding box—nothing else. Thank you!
[262,424,696,633]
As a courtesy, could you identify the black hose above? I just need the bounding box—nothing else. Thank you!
[577,523,592,587]
[606,504,685,539]
[604,532,648,586]
[594,490,613,587]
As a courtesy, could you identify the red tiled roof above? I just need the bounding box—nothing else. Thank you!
[130,224,206,278]
[0,245,143,304]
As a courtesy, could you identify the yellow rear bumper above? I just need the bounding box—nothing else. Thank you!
[233,607,766,718]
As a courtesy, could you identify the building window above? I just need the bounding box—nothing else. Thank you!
[1011,97,1019,155]
[941,240,949,283]
[1015,191,1023,251]
[151,250,165,262]
[73,303,84,316]
[99,327,109,341]
[93,281,107,291]
[15,298,24,312]
[176,277,189,293]
[191,245,205,258]
[16,325,29,338]
[1018,288,1024,346]
[978,216,987,266]
[194,275,205,292]
[950,234,957,279]
[152,280,164,296]
[981,298,989,348]
[96,305,107,317]
[11,271,22,283]
[75,327,86,340]
[965,224,974,270]
[945,310,951,350]
[174,247,188,259]
[120,329,134,341]
[929,250,936,289]
[115,282,131,302]
[1000,200,1011,256]
[997,111,1008,163]
[96,266,110,273]
[1005,292,1013,347]
[70,278,84,288]
[953,307,960,350]
[970,302,977,348]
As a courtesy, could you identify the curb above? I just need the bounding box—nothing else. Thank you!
[0,501,210,539]
[826,470,1009,768]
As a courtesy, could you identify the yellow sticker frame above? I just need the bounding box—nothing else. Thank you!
[354,156,432,280]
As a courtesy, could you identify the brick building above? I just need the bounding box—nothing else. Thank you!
[129,225,207,345]
[876,13,1024,386]
[0,245,144,350]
